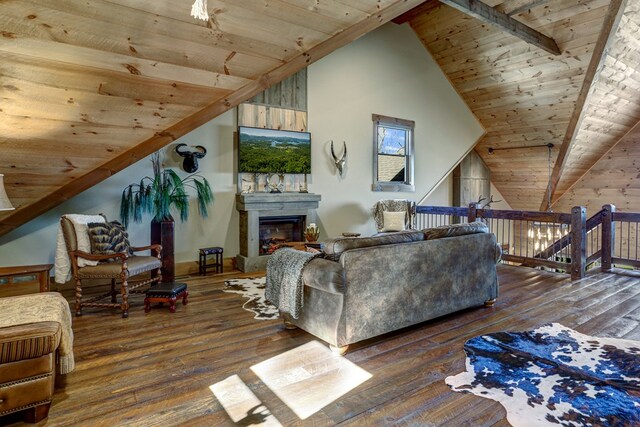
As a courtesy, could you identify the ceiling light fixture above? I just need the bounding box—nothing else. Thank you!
[191,0,209,21]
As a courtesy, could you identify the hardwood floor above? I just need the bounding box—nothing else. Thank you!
[6,265,640,426]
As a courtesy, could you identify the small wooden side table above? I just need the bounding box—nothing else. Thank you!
[199,247,223,275]
[0,264,53,296]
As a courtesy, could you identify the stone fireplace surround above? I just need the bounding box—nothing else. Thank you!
[235,193,321,272]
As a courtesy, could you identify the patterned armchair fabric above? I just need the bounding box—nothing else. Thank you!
[372,199,417,232]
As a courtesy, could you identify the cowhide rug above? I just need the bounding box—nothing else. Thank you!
[223,277,279,320]
[446,323,640,426]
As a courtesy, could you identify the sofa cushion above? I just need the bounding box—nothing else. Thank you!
[323,230,425,262]
[423,221,489,240]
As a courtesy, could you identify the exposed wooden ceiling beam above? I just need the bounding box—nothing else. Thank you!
[541,0,627,211]
[0,0,426,237]
[439,0,561,55]
[392,0,440,25]
[504,0,552,17]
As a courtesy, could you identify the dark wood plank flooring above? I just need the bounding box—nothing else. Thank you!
[5,265,640,426]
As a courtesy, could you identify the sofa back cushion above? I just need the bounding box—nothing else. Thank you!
[323,230,424,261]
[423,221,489,240]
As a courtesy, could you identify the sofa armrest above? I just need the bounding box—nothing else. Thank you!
[302,258,344,295]
[0,322,61,364]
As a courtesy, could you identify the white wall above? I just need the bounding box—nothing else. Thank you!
[0,23,481,268]
[308,23,483,238]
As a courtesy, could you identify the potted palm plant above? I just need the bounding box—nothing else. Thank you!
[120,152,214,282]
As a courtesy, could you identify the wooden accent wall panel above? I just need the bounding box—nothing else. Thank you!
[248,69,307,111]
[238,105,308,132]
[453,150,491,208]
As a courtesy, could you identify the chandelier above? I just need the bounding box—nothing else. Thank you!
[488,142,567,255]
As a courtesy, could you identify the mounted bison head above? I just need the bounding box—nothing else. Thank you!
[175,144,207,173]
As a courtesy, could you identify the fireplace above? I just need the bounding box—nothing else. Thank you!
[236,193,321,272]
[259,216,304,255]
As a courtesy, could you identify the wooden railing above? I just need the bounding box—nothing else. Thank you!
[416,204,586,279]
[602,205,640,271]
[417,203,640,279]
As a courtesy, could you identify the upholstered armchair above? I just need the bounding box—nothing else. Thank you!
[372,199,417,233]
[59,215,162,318]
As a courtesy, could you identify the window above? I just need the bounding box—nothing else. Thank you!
[372,114,415,192]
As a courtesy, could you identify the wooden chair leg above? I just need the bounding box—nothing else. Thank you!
[169,297,177,313]
[23,402,51,423]
[75,277,83,316]
[120,277,130,318]
[182,290,189,305]
[111,278,117,303]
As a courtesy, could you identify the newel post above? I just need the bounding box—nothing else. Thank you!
[468,203,480,222]
[601,204,615,272]
[570,206,587,280]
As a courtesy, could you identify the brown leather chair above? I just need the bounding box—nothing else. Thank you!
[60,215,162,318]
[0,321,61,423]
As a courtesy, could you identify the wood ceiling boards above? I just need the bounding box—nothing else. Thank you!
[407,0,620,211]
[0,0,425,236]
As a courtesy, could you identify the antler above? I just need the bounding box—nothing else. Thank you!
[482,195,502,209]
[175,143,189,157]
[330,141,347,177]
[193,145,207,158]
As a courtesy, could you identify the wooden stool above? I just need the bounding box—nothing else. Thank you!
[199,247,223,275]
[144,282,188,313]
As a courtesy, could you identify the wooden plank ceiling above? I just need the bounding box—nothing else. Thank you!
[406,0,638,211]
[0,0,424,236]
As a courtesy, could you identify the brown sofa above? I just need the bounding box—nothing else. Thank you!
[279,223,501,354]
[0,292,74,423]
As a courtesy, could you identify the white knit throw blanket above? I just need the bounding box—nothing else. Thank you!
[265,248,321,319]
[0,292,75,374]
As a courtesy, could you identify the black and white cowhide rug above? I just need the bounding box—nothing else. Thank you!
[223,277,278,320]
[446,323,640,426]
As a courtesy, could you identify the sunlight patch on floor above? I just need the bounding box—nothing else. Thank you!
[250,340,372,420]
[209,374,282,426]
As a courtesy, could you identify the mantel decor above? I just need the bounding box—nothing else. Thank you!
[120,153,214,282]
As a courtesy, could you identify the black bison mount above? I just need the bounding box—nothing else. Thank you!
[175,144,207,173]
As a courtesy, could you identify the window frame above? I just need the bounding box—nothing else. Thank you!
[371,114,415,192]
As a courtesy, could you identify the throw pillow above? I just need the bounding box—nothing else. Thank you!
[87,221,131,261]
[382,211,406,232]
[423,221,489,240]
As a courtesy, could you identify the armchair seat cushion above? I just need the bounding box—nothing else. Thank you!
[78,255,161,278]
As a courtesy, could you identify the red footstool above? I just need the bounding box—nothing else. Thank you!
[144,282,188,313]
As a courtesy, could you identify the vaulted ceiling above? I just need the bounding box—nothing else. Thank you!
[2,0,639,238]
[0,0,424,236]
[404,0,639,213]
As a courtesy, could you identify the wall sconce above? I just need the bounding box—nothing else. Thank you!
[0,174,15,211]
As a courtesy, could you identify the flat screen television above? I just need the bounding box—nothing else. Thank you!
[238,126,311,174]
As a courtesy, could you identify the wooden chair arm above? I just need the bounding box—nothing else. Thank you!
[130,244,162,254]
[71,250,128,262]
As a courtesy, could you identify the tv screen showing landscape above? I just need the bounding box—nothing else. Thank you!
[238,126,311,174]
